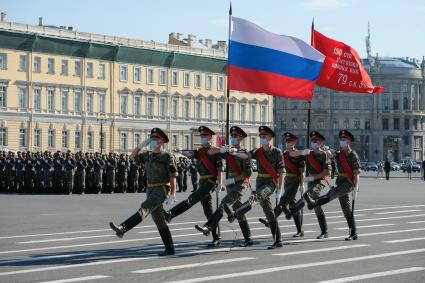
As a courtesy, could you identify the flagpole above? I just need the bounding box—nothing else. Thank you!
[306,18,314,148]
[226,2,232,149]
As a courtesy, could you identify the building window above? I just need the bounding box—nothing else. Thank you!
[280,119,287,129]
[33,88,41,111]
[47,58,55,74]
[206,102,213,120]
[134,133,141,148]
[403,135,409,146]
[392,99,399,110]
[184,135,190,149]
[195,74,201,88]
[354,119,360,129]
[120,133,127,150]
[261,105,267,123]
[74,90,82,113]
[251,137,256,148]
[62,130,68,148]
[0,127,7,146]
[134,96,141,116]
[34,57,41,73]
[218,76,224,91]
[120,65,128,81]
[48,129,55,148]
[240,104,246,122]
[86,91,94,113]
[0,53,7,70]
[86,62,94,78]
[404,118,410,130]
[34,129,41,148]
[74,61,81,76]
[291,118,297,129]
[250,104,256,121]
[120,95,128,115]
[98,92,105,113]
[19,87,28,109]
[19,55,27,71]
[0,85,7,108]
[414,119,418,130]
[206,75,213,90]
[172,71,179,86]
[75,131,81,149]
[318,99,325,110]
[61,89,68,112]
[147,68,154,84]
[159,98,166,119]
[183,100,190,121]
[61,59,68,76]
[134,66,141,82]
[87,131,93,150]
[343,98,350,110]
[382,96,389,110]
[184,72,190,87]
[382,118,389,130]
[19,129,27,147]
[291,101,298,110]
[229,103,235,121]
[354,98,361,110]
[146,97,154,117]
[365,120,370,130]
[159,69,167,85]
[99,64,105,79]
[332,120,339,129]
[172,135,178,148]
[47,89,54,112]
[195,100,201,120]
[403,97,409,110]
[172,98,178,118]
[394,118,400,130]
[343,119,349,128]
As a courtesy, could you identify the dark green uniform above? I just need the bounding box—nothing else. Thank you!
[127,160,139,193]
[116,157,128,193]
[189,161,198,192]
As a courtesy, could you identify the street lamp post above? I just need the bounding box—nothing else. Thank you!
[97,117,106,154]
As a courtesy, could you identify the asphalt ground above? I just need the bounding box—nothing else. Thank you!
[0,172,424,283]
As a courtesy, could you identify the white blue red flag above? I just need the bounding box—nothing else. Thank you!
[228,17,325,101]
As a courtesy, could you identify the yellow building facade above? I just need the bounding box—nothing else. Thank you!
[0,21,273,153]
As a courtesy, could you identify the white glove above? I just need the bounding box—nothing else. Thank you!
[166,195,175,206]
[215,183,223,193]
[303,176,315,183]
[301,149,311,156]
[220,145,230,153]
[299,183,305,194]
[222,178,235,186]
[229,148,238,155]
[137,138,151,150]
[323,145,330,151]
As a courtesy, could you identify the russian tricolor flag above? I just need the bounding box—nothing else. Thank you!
[228,17,325,101]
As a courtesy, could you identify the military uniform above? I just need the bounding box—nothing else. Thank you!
[34,154,44,192]
[195,126,254,247]
[165,126,223,247]
[176,158,186,192]
[74,155,87,194]
[109,127,177,256]
[0,152,6,192]
[116,155,128,193]
[64,154,76,194]
[306,130,360,241]
[104,154,116,193]
[5,153,16,191]
[15,153,25,191]
[42,153,53,191]
[189,161,198,192]
[93,154,105,193]
[24,154,35,193]
[127,159,139,193]
[52,153,64,193]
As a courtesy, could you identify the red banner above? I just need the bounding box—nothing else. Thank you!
[313,29,384,94]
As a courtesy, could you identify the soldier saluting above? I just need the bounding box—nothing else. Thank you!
[195,126,254,247]
[164,126,223,247]
[303,130,360,241]
[109,128,177,256]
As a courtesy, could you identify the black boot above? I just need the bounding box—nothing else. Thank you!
[315,194,331,207]
[239,220,253,247]
[258,217,270,228]
[303,193,315,210]
[292,213,304,237]
[289,198,305,216]
[233,201,253,219]
[345,216,358,241]
[268,221,283,249]
[316,214,328,239]
[158,226,175,256]
[223,204,235,223]
[109,212,143,238]
[164,200,190,223]
[208,228,222,247]
[195,224,211,236]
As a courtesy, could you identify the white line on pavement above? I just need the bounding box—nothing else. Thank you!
[0,252,96,265]
[333,224,395,230]
[17,235,115,244]
[376,209,422,215]
[383,237,425,243]
[132,257,255,274]
[161,249,425,283]
[408,220,425,224]
[313,214,365,220]
[317,267,425,283]
[272,244,369,256]
[36,275,111,283]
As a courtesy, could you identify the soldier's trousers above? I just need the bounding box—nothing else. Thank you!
[138,186,169,229]
[94,170,102,190]
[322,179,354,220]
[177,173,183,192]
[127,171,138,192]
[191,175,198,191]
[17,171,25,191]
[5,169,15,189]
[52,170,63,192]
[64,170,74,194]
[305,181,326,218]
[105,170,115,192]
[182,172,188,191]
[74,170,85,193]
[85,171,95,193]
[279,177,300,210]
[43,170,51,189]
[116,171,127,192]
[256,180,278,224]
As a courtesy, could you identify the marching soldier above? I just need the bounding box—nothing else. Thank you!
[176,157,185,192]
[109,127,177,256]
[15,152,25,191]
[164,126,223,247]
[116,153,128,193]
[64,152,75,194]
[189,160,198,192]
[195,126,254,247]
[258,132,305,237]
[127,157,139,193]
[287,131,331,239]
[302,130,360,241]
[231,126,285,249]
[93,152,105,193]
[74,152,87,194]
[104,153,116,193]
[182,157,188,192]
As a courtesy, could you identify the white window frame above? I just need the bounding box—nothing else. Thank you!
[206,101,213,120]
[0,53,7,70]
[19,87,28,110]
[134,66,142,83]
[134,133,141,149]
[19,128,27,148]
[86,62,94,78]
[0,127,7,146]
[87,131,94,150]
[120,132,128,150]
[0,84,7,108]
[47,89,54,113]
[240,104,246,122]
[134,95,142,116]
[120,95,128,115]
[206,74,213,90]
[47,58,55,74]
[184,72,190,87]
[62,130,69,148]
[172,98,178,118]
[75,131,81,149]
[195,74,201,88]
[147,68,154,84]
[74,89,82,113]
[159,69,167,85]
[217,76,224,91]
[34,128,41,148]
[195,100,201,120]
[184,100,190,120]
[172,71,179,86]
[19,55,27,72]
[119,65,128,82]
[261,105,267,123]
[34,57,41,73]
[86,91,94,113]
[48,129,55,148]
[74,61,81,76]
[61,89,69,113]
[98,63,106,79]
[98,91,106,113]
[250,104,256,121]
[218,102,224,121]
[33,88,41,111]
[61,59,68,76]
[146,96,154,117]
[159,97,166,119]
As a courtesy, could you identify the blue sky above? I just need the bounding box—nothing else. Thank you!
[2,0,424,59]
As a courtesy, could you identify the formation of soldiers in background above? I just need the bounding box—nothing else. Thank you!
[0,150,198,194]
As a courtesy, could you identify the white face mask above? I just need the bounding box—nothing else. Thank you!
[311,142,319,149]
[200,136,209,145]
[340,140,349,148]
[149,140,160,150]
[231,137,239,145]
[285,142,293,149]
[260,137,268,145]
